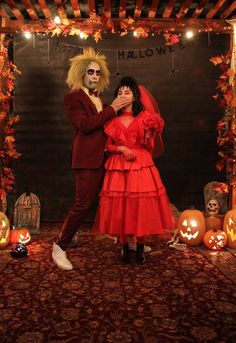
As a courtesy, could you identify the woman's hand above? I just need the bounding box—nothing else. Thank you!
[144,129,154,145]
[119,146,136,161]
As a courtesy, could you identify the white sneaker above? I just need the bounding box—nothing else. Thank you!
[52,243,73,270]
[128,243,152,253]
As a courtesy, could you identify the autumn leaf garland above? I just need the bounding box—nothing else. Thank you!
[0,40,21,199]
[45,15,180,44]
[210,52,235,173]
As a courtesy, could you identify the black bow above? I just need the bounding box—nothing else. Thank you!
[88,89,98,97]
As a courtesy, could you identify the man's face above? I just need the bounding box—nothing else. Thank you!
[83,62,100,90]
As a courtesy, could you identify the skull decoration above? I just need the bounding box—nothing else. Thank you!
[178,209,206,246]
[206,199,219,215]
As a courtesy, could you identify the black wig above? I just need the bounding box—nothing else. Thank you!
[114,76,144,116]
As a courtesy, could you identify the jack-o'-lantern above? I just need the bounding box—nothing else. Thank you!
[203,229,227,250]
[0,212,10,249]
[9,227,31,245]
[205,215,223,231]
[178,209,206,246]
[223,207,236,248]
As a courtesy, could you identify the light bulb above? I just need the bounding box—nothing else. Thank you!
[23,31,32,39]
[54,16,61,24]
[79,31,86,39]
[186,31,194,39]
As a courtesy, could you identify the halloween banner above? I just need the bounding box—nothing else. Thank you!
[58,40,187,59]
[118,41,186,59]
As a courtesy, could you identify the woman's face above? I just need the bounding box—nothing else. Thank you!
[117,86,134,106]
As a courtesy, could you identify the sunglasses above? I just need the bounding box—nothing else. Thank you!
[86,69,101,76]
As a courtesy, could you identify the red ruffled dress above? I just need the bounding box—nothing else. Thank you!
[94,110,173,238]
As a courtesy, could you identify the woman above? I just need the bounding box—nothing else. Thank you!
[94,76,173,264]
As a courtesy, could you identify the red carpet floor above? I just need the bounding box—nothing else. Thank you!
[0,223,236,343]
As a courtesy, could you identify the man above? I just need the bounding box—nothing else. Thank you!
[52,48,130,270]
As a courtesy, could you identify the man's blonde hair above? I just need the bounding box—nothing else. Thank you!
[66,47,110,92]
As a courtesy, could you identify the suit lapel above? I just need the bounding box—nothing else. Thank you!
[78,89,99,114]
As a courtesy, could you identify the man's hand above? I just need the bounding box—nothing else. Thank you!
[111,97,131,112]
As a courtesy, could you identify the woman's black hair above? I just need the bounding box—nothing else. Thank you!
[114,76,144,116]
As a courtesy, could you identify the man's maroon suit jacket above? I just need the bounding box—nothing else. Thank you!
[64,89,116,169]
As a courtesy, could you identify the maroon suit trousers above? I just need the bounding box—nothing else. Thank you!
[56,167,104,250]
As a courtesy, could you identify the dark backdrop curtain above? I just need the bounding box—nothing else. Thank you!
[12,33,229,221]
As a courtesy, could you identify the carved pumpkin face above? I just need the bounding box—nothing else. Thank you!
[223,208,236,248]
[9,227,31,245]
[203,229,227,250]
[178,209,206,246]
[0,212,10,249]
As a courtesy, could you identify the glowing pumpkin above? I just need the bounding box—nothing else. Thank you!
[9,227,31,245]
[178,209,206,246]
[0,212,10,249]
[204,215,223,231]
[223,207,236,248]
[203,229,227,250]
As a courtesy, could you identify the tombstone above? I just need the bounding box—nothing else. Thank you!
[13,192,40,234]
[204,181,228,215]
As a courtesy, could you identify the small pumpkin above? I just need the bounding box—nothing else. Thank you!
[178,209,206,246]
[9,227,31,245]
[223,206,236,248]
[203,229,227,250]
[205,215,223,231]
[0,212,10,249]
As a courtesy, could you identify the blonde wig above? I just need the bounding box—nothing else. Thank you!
[66,47,110,92]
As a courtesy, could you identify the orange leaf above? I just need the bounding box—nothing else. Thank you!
[5,135,15,143]
[93,31,102,43]
[231,98,236,107]
[210,56,223,65]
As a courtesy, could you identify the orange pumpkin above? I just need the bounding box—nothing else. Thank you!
[9,227,31,245]
[205,215,223,231]
[0,212,10,249]
[203,229,227,250]
[178,209,206,246]
[223,207,236,248]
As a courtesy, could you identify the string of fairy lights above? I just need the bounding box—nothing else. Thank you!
[16,14,226,79]
[20,14,223,42]
[23,29,195,40]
